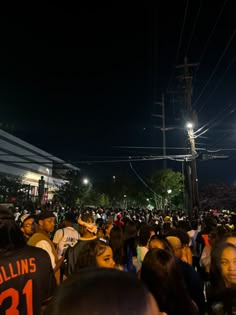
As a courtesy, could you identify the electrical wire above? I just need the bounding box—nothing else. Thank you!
[185,0,203,57]
[193,30,236,110]
[196,54,236,114]
[167,0,189,91]
[194,103,233,135]
[129,162,160,196]
[0,154,194,165]
[193,0,229,78]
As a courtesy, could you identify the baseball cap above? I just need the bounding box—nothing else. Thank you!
[19,213,34,227]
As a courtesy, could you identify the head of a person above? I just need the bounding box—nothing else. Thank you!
[167,228,190,247]
[208,230,218,246]
[166,236,183,258]
[0,206,25,254]
[76,239,115,271]
[19,213,35,239]
[78,211,97,237]
[44,268,164,315]
[211,242,236,288]
[149,236,173,252]
[104,221,113,238]
[190,220,198,230]
[37,211,56,233]
[64,212,75,227]
[123,220,137,240]
[109,225,124,266]
[141,248,195,315]
[138,224,155,247]
[225,233,236,247]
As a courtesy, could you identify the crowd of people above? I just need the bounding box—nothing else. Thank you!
[1,204,236,314]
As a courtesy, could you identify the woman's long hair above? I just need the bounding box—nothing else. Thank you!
[109,225,124,266]
[140,248,197,315]
[75,239,110,271]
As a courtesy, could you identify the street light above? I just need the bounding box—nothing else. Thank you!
[112,175,116,183]
[83,178,89,185]
[186,121,199,212]
[123,195,127,210]
[167,189,172,210]
[186,122,193,129]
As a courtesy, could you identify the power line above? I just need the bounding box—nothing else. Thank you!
[193,0,229,78]
[167,0,189,90]
[194,104,235,135]
[115,146,197,150]
[175,0,189,64]
[185,0,203,57]
[129,162,158,196]
[193,30,236,110]
[196,54,236,114]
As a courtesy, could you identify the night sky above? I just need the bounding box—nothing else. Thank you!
[1,2,236,186]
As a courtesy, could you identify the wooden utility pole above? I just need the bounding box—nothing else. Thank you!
[153,94,166,169]
[177,57,199,213]
[161,94,166,169]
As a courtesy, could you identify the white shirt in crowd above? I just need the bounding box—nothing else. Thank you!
[53,226,79,258]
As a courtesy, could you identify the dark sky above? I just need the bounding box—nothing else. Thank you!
[1,2,236,186]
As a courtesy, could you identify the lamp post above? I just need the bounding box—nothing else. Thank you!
[123,195,127,210]
[186,122,199,213]
[167,189,172,210]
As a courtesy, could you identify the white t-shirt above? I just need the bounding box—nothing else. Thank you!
[137,246,148,264]
[36,240,56,269]
[53,226,79,258]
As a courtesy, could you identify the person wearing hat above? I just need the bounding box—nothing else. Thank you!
[28,211,63,285]
[0,205,57,315]
[19,213,35,242]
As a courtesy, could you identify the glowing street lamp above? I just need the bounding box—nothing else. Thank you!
[83,178,89,185]
[186,122,193,129]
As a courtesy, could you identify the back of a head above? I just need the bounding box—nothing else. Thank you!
[0,206,25,253]
[123,220,137,240]
[141,248,196,315]
[109,226,124,265]
[167,228,190,246]
[81,211,94,223]
[44,268,160,315]
[138,224,153,246]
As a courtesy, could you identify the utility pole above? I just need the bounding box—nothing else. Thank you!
[153,94,166,169]
[161,94,166,169]
[177,57,199,214]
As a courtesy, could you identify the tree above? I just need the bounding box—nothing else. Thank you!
[54,170,89,208]
[149,169,184,209]
[0,174,27,204]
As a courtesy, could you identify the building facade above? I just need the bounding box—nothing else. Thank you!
[0,129,79,201]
